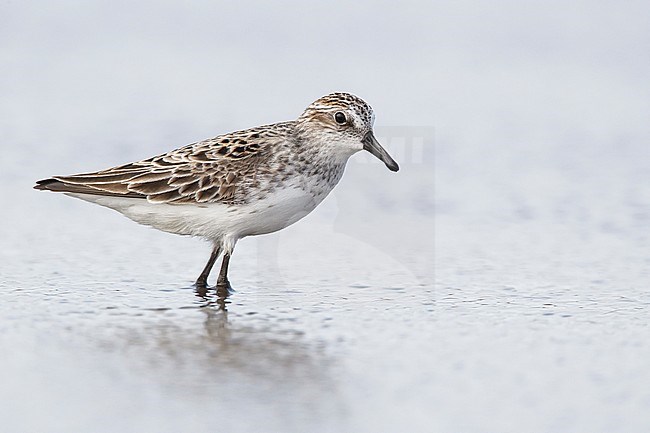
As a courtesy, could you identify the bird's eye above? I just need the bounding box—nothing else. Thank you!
[334,112,347,124]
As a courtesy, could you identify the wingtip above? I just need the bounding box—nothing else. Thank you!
[34,178,55,191]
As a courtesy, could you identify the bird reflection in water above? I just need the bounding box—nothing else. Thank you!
[192,283,232,343]
[194,283,232,311]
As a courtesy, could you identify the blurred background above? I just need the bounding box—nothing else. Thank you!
[1,1,649,432]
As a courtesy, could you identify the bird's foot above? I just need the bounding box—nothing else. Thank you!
[194,280,210,299]
[216,278,233,297]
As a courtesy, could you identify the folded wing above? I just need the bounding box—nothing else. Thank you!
[34,128,275,205]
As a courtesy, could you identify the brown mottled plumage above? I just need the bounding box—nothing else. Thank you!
[36,122,294,205]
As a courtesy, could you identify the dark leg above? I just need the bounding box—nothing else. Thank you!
[216,252,231,290]
[196,245,221,288]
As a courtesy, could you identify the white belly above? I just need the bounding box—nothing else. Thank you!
[67,185,324,250]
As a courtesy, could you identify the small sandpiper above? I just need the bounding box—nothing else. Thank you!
[35,92,399,290]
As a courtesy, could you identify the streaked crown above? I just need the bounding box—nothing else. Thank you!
[295,92,375,145]
[299,92,374,126]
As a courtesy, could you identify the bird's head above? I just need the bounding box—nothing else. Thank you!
[296,92,399,172]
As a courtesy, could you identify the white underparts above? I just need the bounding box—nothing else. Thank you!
[66,185,324,253]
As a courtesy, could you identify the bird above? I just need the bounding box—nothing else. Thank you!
[34,92,399,291]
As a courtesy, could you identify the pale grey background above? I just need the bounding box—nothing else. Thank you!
[1,1,649,433]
